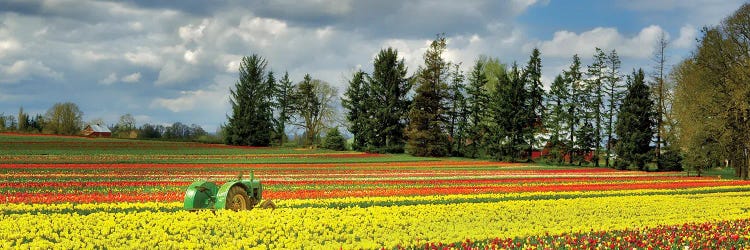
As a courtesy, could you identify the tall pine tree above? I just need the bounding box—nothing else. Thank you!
[368,48,410,153]
[544,74,569,163]
[585,48,607,167]
[225,54,274,146]
[604,49,624,168]
[488,63,528,161]
[265,71,278,144]
[342,70,369,151]
[274,72,294,146]
[447,64,466,156]
[464,60,489,158]
[524,48,544,160]
[615,69,655,170]
[406,35,451,157]
[564,55,583,164]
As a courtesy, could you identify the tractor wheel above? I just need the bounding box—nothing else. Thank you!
[226,185,250,211]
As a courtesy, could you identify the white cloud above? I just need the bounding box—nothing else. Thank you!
[0,39,20,58]
[150,81,230,112]
[231,16,289,48]
[125,49,162,69]
[0,60,63,83]
[2,0,721,133]
[183,49,200,64]
[33,27,48,37]
[129,22,143,31]
[673,24,697,49]
[531,25,665,59]
[178,19,209,42]
[121,72,142,83]
[79,50,114,62]
[511,0,542,12]
[99,73,118,85]
[155,61,197,86]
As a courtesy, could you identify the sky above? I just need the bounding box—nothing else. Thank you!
[0,0,746,133]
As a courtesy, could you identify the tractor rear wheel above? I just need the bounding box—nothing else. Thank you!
[226,185,250,211]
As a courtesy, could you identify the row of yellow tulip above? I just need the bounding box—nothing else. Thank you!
[3,185,747,214]
[3,190,750,249]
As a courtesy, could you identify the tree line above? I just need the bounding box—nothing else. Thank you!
[2,102,89,135]
[340,34,671,171]
[4,1,746,177]
[223,55,345,150]
[226,32,670,171]
[1,102,212,141]
[673,3,750,179]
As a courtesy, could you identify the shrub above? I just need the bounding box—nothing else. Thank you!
[322,128,346,151]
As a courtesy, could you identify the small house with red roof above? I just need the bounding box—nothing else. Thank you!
[82,124,111,137]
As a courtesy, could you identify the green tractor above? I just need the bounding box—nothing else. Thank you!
[183,172,275,211]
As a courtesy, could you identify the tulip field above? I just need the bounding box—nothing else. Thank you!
[2,133,750,249]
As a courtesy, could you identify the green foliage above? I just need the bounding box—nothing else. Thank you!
[585,48,608,167]
[447,64,467,156]
[604,49,624,168]
[225,54,275,146]
[163,122,207,140]
[487,63,529,161]
[564,55,583,164]
[342,70,369,151]
[478,55,507,92]
[406,34,451,157]
[138,123,164,139]
[658,145,684,171]
[523,48,544,160]
[544,74,570,164]
[615,69,655,170]
[673,4,750,179]
[365,48,410,153]
[463,60,490,158]
[293,74,337,147]
[44,102,83,135]
[274,72,295,146]
[17,107,27,131]
[322,127,347,151]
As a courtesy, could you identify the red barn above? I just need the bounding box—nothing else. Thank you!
[82,124,112,137]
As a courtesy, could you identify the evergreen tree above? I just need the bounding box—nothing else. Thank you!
[29,114,44,133]
[265,71,278,144]
[342,70,369,151]
[406,34,451,157]
[564,55,583,164]
[447,64,466,156]
[225,54,274,146]
[322,127,347,151]
[615,69,655,170]
[368,48,410,153]
[576,120,596,165]
[523,48,544,160]
[585,48,607,167]
[275,72,294,146]
[488,63,528,161]
[604,49,624,168]
[544,74,569,163]
[464,60,490,158]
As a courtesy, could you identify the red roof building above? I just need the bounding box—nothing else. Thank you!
[82,124,112,137]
